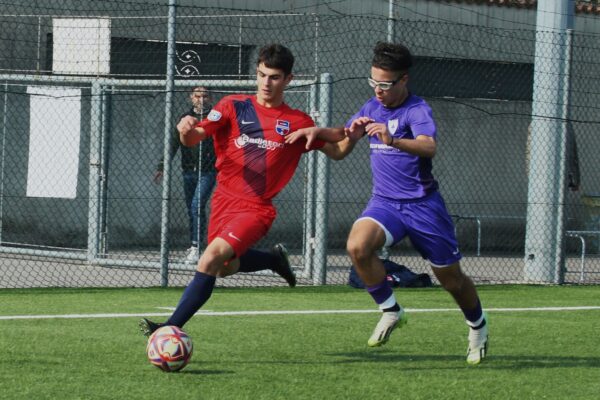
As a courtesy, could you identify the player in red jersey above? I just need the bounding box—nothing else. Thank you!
[140,44,351,336]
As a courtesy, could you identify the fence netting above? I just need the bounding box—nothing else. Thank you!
[1,0,599,288]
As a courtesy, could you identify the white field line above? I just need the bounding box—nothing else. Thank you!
[1,306,600,320]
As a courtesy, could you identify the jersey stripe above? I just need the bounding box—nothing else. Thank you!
[234,98,266,196]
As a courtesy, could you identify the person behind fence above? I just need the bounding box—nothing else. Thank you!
[139,43,352,339]
[285,41,489,365]
[154,86,218,265]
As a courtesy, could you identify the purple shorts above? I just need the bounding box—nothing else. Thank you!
[358,191,461,267]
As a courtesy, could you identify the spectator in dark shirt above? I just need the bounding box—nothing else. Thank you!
[154,86,217,264]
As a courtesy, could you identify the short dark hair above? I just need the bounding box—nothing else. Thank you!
[257,43,295,76]
[372,41,412,72]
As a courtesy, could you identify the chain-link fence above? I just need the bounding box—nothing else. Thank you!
[1,0,599,288]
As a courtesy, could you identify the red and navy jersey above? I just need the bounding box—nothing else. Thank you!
[198,94,323,203]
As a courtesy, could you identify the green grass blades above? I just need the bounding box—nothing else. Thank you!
[0,285,599,399]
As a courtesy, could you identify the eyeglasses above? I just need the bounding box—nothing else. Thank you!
[367,77,401,91]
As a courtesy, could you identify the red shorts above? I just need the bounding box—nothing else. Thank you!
[208,190,277,257]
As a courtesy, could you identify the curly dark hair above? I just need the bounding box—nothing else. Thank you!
[372,41,413,72]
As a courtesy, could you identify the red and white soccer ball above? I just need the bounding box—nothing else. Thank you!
[146,325,193,372]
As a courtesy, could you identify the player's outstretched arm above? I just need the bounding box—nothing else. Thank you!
[316,116,373,160]
[178,115,207,147]
[320,135,360,160]
[285,126,346,150]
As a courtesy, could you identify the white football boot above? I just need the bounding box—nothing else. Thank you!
[466,319,489,365]
[367,308,407,347]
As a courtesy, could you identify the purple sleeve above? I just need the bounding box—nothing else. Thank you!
[344,105,366,128]
[408,104,437,138]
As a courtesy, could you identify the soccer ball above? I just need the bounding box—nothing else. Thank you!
[146,325,193,372]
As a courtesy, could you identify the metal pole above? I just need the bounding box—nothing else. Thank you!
[99,86,111,255]
[313,14,319,77]
[554,28,574,283]
[387,0,395,42]
[36,17,42,72]
[87,81,103,261]
[160,0,177,287]
[313,73,332,285]
[302,83,319,280]
[238,17,243,77]
[524,0,574,283]
[195,95,205,252]
[0,83,8,243]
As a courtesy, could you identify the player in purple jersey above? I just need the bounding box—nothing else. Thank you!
[286,42,488,365]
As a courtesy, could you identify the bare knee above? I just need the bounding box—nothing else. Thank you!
[346,237,373,265]
[439,274,465,294]
[217,263,237,278]
[434,264,468,294]
[197,248,231,276]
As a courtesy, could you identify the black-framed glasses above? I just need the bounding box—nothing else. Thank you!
[367,77,401,91]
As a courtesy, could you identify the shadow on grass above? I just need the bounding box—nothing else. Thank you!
[180,369,234,375]
[326,350,600,370]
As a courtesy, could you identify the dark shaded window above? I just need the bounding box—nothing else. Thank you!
[410,56,533,101]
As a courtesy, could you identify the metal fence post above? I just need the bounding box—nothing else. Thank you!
[98,85,111,256]
[302,83,320,281]
[313,73,332,285]
[524,0,574,283]
[160,0,177,287]
[0,82,7,244]
[87,80,103,262]
[387,0,395,42]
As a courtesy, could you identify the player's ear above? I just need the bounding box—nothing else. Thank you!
[284,73,294,86]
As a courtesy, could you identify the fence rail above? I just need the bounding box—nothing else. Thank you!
[1,0,599,288]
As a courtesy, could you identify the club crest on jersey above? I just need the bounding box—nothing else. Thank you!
[275,120,290,136]
[387,119,398,134]
[207,109,222,121]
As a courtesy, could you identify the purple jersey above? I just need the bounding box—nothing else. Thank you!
[346,94,438,200]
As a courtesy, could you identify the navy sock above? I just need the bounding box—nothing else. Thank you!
[166,271,216,328]
[462,298,484,328]
[238,249,277,272]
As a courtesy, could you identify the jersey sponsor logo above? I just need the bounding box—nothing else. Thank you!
[387,119,398,134]
[275,119,290,136]
[207,109,222,121]
[234,133,284,150]
[241,120,254,125]
[370,143,400,152]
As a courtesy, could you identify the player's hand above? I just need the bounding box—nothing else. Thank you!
[177,115,198,136]
[365,122,392,145]
[285,127,319,150]
[346,117,374,141]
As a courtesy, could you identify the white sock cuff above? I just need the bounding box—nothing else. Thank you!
[379,293,397,310]
[466,314,485,328]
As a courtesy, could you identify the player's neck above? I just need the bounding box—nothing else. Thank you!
[255,94,284,108]
[387,90,409,108]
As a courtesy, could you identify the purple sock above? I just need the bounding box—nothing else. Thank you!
[367,279,394,307]
[167,271,216,328]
